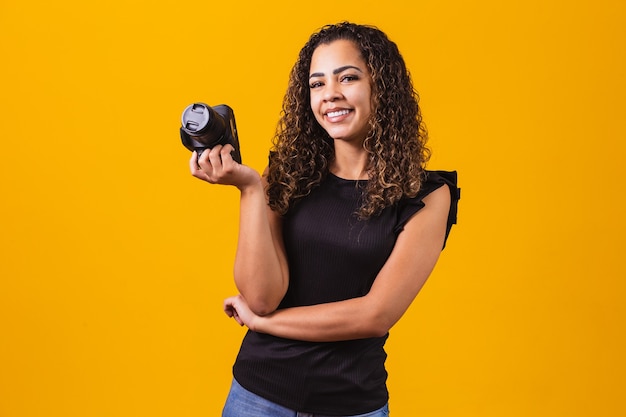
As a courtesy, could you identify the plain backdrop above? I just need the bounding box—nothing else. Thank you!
[1,1,624,416]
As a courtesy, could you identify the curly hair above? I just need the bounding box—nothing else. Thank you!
[266,22,430,219]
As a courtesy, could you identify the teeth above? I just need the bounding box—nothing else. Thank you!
[327,109,350,118]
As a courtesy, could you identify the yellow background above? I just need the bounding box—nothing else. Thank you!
[1,0,624,416]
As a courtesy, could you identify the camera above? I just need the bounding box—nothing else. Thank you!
[180,103,242,163]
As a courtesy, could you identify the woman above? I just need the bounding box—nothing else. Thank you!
[191,22,459,417]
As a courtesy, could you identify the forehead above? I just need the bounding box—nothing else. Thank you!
[310,39,366,71]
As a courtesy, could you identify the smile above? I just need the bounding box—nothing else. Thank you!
[326,109,351,118]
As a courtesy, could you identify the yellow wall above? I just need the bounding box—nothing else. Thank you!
[1,1,624,416]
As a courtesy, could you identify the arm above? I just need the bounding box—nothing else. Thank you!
[191,145,288,315]
[224,185,451,342]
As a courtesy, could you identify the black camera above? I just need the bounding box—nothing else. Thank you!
[180,103,242,163]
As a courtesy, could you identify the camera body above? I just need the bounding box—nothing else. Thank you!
[180,103,242,163]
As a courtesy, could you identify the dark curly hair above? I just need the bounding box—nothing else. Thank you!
[266,22,430,219]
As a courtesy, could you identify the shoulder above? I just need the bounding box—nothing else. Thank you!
[421,182,450,209]
[398,170,461,249]
[418,170,459,200]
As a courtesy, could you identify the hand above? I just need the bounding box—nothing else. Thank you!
[189,145,260,189]
[224,294,259,329]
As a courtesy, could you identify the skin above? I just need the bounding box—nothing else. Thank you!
[191,146,288,316]
[191,39,451,342]
[308,39,372,179]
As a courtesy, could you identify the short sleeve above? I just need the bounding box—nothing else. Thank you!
[395,170,461,249]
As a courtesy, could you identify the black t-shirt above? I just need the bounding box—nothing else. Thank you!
[232,170,460,415]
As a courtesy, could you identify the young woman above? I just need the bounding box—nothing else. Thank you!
[190,22,460,417]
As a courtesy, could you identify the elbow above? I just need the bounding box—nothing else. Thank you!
[234,277,287,317]
[366,319,393,338]
[358,321,391,339]
[250,305,276,317]
[246,296,281,317]
[359,304,396,338]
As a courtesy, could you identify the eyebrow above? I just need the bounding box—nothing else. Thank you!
[309,65,364,79]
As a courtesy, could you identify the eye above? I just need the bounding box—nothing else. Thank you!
[309,80,323,89]
[341,74,359,83]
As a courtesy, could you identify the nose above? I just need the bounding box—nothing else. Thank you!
[323,80,342,102]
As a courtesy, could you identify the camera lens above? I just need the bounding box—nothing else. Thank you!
[180,103,227,147]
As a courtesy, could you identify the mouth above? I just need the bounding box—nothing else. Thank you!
[325,109,352,118]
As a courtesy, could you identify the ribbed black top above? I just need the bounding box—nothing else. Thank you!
[232,170,460,415]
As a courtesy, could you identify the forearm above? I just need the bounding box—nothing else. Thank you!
[229,183,450,341]
[250,295,391,342]
[233,181,287,315]
[190,150,287,315]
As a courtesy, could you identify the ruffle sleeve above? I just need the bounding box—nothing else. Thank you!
[395,170,461,249]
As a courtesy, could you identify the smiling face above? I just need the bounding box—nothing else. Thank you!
[308,39,373,145]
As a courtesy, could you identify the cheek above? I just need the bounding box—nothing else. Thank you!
[309,92,320,109]
[360,95,373,118]
[355,87,373,114]
[310,94,323,120]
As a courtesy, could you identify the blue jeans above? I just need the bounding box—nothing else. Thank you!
[222,379,389,417]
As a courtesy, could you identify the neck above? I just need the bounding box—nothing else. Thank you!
[330,141,369,180]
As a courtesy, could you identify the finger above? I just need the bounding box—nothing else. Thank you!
[189,151,199,172]
[207,145,224,170]
[232,311,244,326]
[220,144,235,163]
[197,149,212,170]
[190,151,209,180]
[223,296,239,314]
[223,298,234,314]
